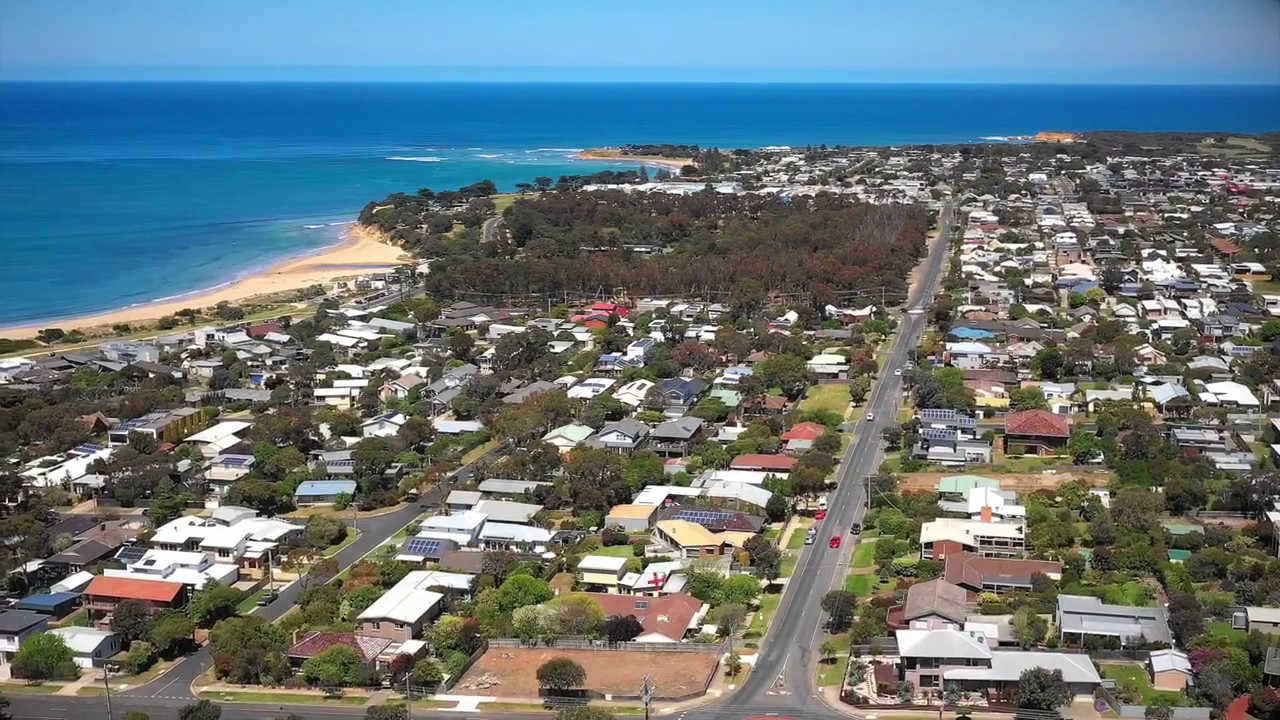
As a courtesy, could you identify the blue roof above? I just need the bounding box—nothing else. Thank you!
[17,592,79,608]
[951,327,996,340]
[295,480,357,497]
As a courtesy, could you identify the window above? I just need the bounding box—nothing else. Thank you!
[372,622,381,630]
[919,674,937,688]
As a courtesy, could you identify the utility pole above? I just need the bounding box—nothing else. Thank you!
[641,674,655,720]
[102,662,116,720]
[405,671,412,717]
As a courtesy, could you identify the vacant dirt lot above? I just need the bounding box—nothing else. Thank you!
[899,470,1111,493]
[457,647,720,699]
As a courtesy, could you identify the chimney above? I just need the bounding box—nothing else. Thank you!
[980,506,993,523]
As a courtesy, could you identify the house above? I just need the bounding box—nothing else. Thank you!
[612,379,656,408]
[287,631,392,672]
[586,419,651,455]
[651,520,753,558]
[1231,606,1280,635]
[47,627,121,668]
[501,380,557,405]
[361,412,408,439]
[606,504,660,533]
[294,479,357,506]
[476,479,551,500]
[943,553,1062,595]
[650,417,705,457]
[920,517,1025,560]
[445,490,482,512]
[888,579,969,629]
[897,627,1102,696]
[473,499,542,525]
[15,592,81,619]
[1265,647,1280,688]
[578,555,630,593]
[1149,649,1193,691]
[730,454,797,473]
[1056,595,1172,648]
[381,374,426,402]
[579,592,708,643]
[782,421,827,454]
[656,377,708,412]
[478,522,554,552]
[356,572,448,642]
[1003,409,1071,456]
[542,423,595,454]
[0,610,50,664]
[82,576,186,622]
[936,475,1001,498]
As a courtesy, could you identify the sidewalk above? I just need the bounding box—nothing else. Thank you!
[55,670,98,696]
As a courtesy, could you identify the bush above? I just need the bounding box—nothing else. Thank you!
[631,541,646,557]
[126,641,158,674]
[444,650,471,678]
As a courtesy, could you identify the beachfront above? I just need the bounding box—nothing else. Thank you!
[0,225,406,340]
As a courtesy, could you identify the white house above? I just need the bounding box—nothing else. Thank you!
[48,627,121,668]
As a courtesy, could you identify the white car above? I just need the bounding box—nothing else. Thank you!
[865,412,875,422]
[894,368,902,376]
[907,308,925,315]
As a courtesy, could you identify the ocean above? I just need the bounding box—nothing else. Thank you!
[1,82,1277,327]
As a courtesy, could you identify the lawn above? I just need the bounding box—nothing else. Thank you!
[817,658,847,688]
[787,530,811,550]
[799,384,852,415]
[0,683,64,694]
[780,553,798,577]
[852,539,877,568]
[492,192,522,213]
[590,544,639,558]
[462,438,501,465]
[750,589,782,633]
[203,691,369,705]
[237,589,269,614]
[1100,663,1185,706]
[845,574,881,596]
[1207,620,1249,645]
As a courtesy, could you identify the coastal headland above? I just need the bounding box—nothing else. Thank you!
[0,225,406,340]
[577,148,692,170]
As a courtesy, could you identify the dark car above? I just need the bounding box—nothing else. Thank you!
[256,592,278,607]
[850,522,862,535]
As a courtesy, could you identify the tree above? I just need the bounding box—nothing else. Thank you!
[544,595,606,637]
[512,605,545,641]
[410,659,443,689]
[718,574,762,605]
[188,581,243,628]
[897,680,916,704]
[537,656,587,693]
[848,375,872,404]
[111,599,153,645]
[754,354,811,396]
[744,534,782,581]
[177,700,222,720]
[149,491,192,527]
[302,645,372,687]
[209,616,290,685]
[11,632,77,681]
[725,651,743,678]
[1010,607,1048,649]
[1030,347,1065,381]
[149,610,195,657]
[821,590,857,632]
[602,614,644,643]
[1017,667,1070,711]
[494,574,553,614]
[1166,591,1205,645]
[765,493,790,524]
[819,638,838,664]
[1009,388,1049,411]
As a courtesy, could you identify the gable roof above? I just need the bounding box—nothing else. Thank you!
[1004,409,1071,438]
[902,579,969,624]
[579,592,704,642]
[84,575,184,603]
[730,454,797,472]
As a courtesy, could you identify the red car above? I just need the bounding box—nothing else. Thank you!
[814,510,827,520]
[829,536,842,549]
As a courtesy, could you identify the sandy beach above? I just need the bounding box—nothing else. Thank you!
[578,149,692,171]
[0,225,407,340]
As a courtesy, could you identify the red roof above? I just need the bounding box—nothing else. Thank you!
[247,322,284,338]
[1210,237,1241,255]
[579,592,703,642]
[287,631,392,663]
[1004,409,1071,438]
[943,552,1062,591]
[590,302,630,317]
[730,454,797,472]
[84,576,183,603]
[781,422,827,441]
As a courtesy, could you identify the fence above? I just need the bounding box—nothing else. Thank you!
[440,640,489,692]
[486,637,726,653]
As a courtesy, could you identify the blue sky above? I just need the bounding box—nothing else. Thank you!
[1,0,1277,84]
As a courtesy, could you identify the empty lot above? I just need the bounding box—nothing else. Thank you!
[457,647,720,699]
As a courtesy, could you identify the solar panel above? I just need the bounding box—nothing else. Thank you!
[331,460,356,467]
[72,443,106,455]
[220,456,252,467]
[115,546,148,564]
[403,537,442,556]
[920,427,958,442]
[674,509,737,525]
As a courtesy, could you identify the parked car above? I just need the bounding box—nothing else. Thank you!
[257,592,278,607]
[850,522,862,534]
[815,510,827,520]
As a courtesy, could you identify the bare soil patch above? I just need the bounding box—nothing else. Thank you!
[458,647,719,699]
[899,470,1110,493]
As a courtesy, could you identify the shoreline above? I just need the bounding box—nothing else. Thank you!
[577,149,691,170]
[0,225,407,340]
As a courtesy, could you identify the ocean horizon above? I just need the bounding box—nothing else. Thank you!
[2,81,1278,328]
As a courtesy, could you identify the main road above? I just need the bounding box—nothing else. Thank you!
[689,200,955,720]
[10,203,955,719]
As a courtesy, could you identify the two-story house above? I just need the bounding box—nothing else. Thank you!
[650,417,705,457]
[0,610,50,664]
[586,419,651,455]
[82,576,186,624]
[920,516,1026,560]
[577,555,630,593]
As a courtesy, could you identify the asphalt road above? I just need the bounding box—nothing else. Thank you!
[689,202,956,720]
[57,204,956,720]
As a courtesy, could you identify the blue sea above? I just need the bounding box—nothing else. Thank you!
[1,82,1278,328]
